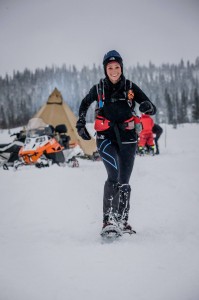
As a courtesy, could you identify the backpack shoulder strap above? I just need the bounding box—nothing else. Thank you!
[123,79,132,98]
[126,79,133,90]
[96,79,105,108]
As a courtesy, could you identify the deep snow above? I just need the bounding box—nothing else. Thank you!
[0,124,199,300]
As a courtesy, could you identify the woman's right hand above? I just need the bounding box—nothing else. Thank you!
[76,119,91,140]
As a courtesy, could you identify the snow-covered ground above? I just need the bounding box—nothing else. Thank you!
[0,124,199,300]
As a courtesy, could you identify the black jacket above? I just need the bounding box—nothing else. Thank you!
[78,75,156,143]
[152,124,163,135]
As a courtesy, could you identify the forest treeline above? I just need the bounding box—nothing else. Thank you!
[0,58,199,129]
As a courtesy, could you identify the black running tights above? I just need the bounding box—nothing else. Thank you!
[97,139,137,184]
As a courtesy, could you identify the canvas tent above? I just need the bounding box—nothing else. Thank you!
[34,88,97,156]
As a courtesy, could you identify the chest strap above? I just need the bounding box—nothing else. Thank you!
[109,98,126,103]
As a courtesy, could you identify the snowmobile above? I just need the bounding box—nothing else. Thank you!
[53,123,82,167]
[16,118,65,169]
[0,130,26,170]
[0,118,81,170]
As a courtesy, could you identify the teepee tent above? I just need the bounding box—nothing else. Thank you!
[34,88,97,156]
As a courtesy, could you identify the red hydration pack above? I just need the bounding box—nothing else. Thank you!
[94,115,140,131]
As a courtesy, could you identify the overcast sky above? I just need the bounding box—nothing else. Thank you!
[0,0,199,77]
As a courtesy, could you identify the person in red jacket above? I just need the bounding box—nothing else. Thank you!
[138,114,155,155]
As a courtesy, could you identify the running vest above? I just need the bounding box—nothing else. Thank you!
[94,79,140,132]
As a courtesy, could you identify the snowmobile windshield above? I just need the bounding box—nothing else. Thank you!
[26,118,54,138]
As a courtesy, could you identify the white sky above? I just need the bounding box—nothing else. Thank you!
[0,0,199,77]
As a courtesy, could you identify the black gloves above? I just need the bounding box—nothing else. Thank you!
[139,101,154,114]
[76,119,91,140]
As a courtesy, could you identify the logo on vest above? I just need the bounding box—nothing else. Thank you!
[127,89,134,101]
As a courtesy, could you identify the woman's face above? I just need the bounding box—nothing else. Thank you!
[106,62,122,84]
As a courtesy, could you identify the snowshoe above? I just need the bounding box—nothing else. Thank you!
[101,223,122,239]
[101,215,122,240]
[119,220,136,235]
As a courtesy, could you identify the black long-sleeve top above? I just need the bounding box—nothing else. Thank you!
[78,75,156,143]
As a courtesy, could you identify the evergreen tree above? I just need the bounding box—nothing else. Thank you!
[165,89,173,124]
[0,58,199,128]
[192,88,199,122]
[180,89,189,123]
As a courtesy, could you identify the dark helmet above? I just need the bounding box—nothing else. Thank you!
[103,50,123,76]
